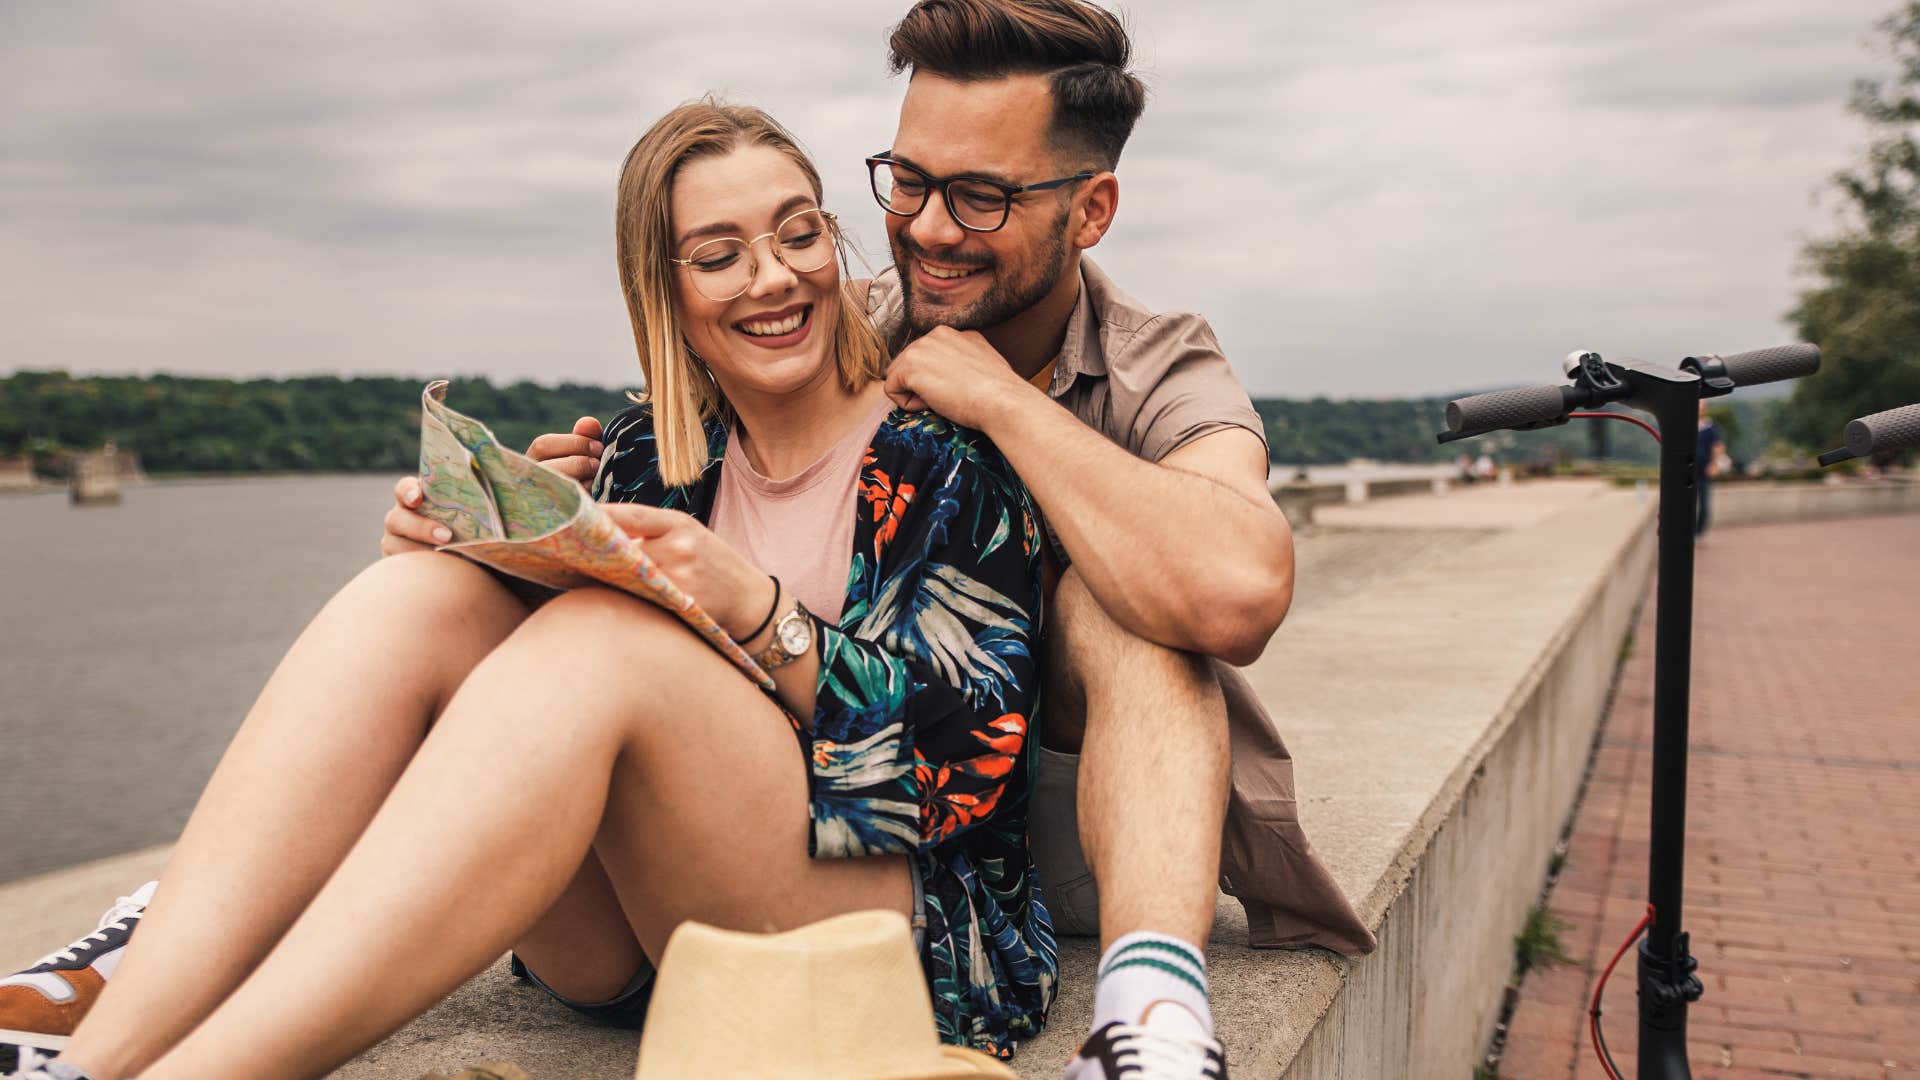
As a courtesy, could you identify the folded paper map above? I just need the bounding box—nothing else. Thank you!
[415,379,773,690]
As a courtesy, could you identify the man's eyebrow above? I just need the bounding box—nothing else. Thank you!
[888,152,1020,189]
[676,194,819,247]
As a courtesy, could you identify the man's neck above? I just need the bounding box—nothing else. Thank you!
[979,254,1083,380]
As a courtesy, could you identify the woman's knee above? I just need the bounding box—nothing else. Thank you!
[339,552,526,638]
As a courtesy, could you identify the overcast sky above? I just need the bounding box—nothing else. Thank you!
[0,1,1897,398]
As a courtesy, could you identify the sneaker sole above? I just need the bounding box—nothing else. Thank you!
[0,1029,70,1049]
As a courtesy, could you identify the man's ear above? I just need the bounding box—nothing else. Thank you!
[1071,172,1119,251]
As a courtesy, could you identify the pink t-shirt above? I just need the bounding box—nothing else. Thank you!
[708,396,895,626]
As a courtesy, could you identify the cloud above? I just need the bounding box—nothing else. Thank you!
[0,0,1896,397]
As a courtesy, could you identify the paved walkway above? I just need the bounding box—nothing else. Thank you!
[1499,513,1920,1079]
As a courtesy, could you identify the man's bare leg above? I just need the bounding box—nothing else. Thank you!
[1044,567,1228,948]
[1044,567,1229,1062]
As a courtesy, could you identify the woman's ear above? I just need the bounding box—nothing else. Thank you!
[1072,172,1119,251]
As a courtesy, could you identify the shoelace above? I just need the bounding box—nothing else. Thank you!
[33,892,147,968]
[1106,1024,1223,1079]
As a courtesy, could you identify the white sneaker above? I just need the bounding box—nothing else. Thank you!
[0,882,156,1073]
[1063,1001,1227,1079]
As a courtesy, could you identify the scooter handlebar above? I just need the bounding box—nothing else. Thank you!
[1444,384,1573,436]
[1713,343,1821,388]
[1845,402,1920,457]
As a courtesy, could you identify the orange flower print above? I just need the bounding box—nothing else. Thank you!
[860,459,916,559]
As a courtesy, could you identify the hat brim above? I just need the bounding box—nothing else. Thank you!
[884,1046,1019,1079]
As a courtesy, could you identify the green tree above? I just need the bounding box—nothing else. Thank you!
[1786,3,1920,453]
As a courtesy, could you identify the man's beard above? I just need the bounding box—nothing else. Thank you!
[894,210,1072,337]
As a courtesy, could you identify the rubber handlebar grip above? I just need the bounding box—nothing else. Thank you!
[1716,343,1821,387]
[1845,403,1920,457]
[1445,384,1570,434]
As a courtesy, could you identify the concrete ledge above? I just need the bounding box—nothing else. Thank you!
[1712,478,1919,527]
[0,482,1656,1079]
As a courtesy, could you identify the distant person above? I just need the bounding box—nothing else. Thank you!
[1696,400,1723,539]
[1456,451,1476,484]
[1,101,1048,1080]
[1474,451,1497,481]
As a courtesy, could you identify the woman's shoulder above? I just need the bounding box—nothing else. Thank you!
[594,398,726,507]
[873,409,1016,480]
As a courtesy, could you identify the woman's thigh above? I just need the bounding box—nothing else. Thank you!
[507,587,914,962]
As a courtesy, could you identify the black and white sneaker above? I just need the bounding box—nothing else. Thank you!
[0,881,155,1074]
[1063,1002,1228,1080]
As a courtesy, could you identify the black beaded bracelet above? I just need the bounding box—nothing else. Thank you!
[739,575,782,643]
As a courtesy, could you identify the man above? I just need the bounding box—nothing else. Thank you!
[3,2,1371,1076]
[852,4,1372,1075]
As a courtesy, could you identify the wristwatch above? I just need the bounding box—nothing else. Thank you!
[751,600,814,672]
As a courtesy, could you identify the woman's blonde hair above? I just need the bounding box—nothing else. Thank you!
[615,98,888,487]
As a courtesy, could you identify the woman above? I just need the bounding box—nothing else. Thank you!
[37,101,1053,1080]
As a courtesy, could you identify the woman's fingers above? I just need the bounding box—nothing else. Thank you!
[382,495,453,557]
[602,503,689,539]
[571,415,604,441]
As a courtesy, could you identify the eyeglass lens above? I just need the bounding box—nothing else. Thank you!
[871,161,1010,231]
[682,210,835,301]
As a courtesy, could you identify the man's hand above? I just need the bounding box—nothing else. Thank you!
[601,503,775,641]
[883,326,1033,431]
[378,415,604,558]
[527,416,605,486]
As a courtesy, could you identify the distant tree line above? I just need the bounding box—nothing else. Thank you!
[4,370,1793,477]
[1,371,630,475]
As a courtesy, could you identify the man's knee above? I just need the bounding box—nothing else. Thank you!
[1046,569,1224,748]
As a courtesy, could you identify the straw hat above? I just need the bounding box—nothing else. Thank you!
[634,909,1017,1079]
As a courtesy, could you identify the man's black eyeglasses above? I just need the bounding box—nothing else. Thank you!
[866,154,1094,233]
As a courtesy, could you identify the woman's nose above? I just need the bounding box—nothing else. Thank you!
[746,241,800,297]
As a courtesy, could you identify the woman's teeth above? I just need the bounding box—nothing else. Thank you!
[738,308,808,337]
[921,260,981,280]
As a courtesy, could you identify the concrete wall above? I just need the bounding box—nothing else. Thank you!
[1712,479,1920,527]
[1280,509,1656,1078]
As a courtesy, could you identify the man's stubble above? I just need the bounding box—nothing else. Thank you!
[894,207,1072,337]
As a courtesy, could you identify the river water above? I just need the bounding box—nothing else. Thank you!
[1,475,395,883]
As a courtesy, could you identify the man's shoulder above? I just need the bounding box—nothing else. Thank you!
[1080,258,1222,360]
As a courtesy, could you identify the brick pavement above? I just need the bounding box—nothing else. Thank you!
[1499,513,1920,1080]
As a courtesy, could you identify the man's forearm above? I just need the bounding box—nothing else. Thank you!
[981,386,1292,662]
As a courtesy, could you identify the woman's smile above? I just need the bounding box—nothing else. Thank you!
[733,302,813,349]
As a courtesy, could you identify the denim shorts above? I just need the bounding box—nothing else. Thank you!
[512,856,927,1028]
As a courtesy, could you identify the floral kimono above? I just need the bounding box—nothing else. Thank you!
[592,403,1057,1057]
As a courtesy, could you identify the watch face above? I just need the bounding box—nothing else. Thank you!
[777,612,811,655]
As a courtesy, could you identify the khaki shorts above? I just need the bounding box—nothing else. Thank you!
[1031,746,1102,937]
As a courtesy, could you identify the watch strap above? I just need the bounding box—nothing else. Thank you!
[750,600,813,672]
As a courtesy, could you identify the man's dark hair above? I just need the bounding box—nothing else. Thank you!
[887,0,1147,170]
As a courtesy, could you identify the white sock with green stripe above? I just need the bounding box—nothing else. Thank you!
[1091,932,1213,1038]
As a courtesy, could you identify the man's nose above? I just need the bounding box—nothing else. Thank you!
[908,191,967,250]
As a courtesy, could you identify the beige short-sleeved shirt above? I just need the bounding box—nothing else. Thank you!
[865,257,1266,465]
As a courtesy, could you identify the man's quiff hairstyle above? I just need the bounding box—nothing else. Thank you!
[886,0,1147,170]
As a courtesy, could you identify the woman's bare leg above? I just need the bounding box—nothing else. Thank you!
[60,553,532,1079]
[135,587,910,1080]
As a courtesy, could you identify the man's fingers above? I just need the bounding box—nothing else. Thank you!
[536,455,599,484]
[527,432,605,463]
[572,416,604,441]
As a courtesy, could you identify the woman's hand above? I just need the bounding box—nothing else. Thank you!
[380,418,604,558]
[601,504,776,642]
[381,476,453,557]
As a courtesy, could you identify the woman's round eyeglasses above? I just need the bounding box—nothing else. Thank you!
[867,155,1094,233]
[668,208,839,303]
